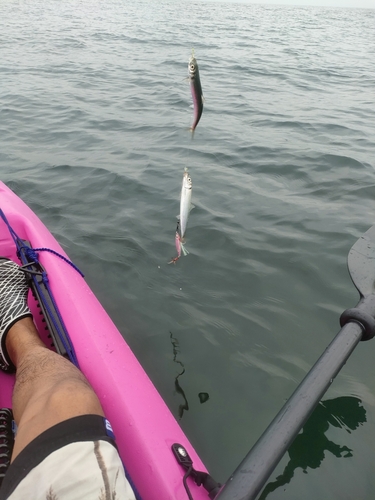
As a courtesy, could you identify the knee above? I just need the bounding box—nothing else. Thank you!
[45,377,104,418]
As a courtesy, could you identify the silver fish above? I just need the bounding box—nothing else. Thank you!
[188,52,204,132]
[179,168,192,240]
[169,169,192,263]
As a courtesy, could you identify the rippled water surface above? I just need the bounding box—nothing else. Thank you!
[1,1,375,498]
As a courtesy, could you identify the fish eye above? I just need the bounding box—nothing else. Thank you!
[190,64,195,70]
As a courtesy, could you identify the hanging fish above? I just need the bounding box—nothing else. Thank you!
[179,168,192,240]
[188,50,204,133]
[168,170,193,264]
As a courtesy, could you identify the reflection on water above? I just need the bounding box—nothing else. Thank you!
[170,332,210,419]
[170,332,189,419]
[199,392,210,404]
[260,397,366,499]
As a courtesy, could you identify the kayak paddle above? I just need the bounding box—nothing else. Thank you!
[215,224,375,500]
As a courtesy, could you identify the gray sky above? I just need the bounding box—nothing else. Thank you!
[203,0,375,9]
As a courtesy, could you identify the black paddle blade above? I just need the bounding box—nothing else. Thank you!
[348,225,375,298]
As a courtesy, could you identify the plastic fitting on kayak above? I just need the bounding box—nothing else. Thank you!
[340,308,375,341]
[172,443,222,499]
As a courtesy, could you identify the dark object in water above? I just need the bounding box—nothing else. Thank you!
[198,392,209,404]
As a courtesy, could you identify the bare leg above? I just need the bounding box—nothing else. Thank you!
[5,317,104,461]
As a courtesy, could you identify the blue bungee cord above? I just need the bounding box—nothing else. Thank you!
[21,246,84,278]
[0,209,80,367]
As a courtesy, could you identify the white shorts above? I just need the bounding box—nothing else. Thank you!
[0,415,136,500]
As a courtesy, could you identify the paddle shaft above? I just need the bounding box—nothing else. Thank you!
[216,320,363,500]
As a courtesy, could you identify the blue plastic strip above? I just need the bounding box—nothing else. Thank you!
[0,209,80,366]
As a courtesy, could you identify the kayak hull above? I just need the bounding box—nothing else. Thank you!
[0,181,209,500]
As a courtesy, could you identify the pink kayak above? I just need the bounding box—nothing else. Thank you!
[0,181,217,500]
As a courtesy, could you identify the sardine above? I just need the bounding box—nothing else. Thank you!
[188,52,204,132]
[168,171,192,264]
[179,168,192,240]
